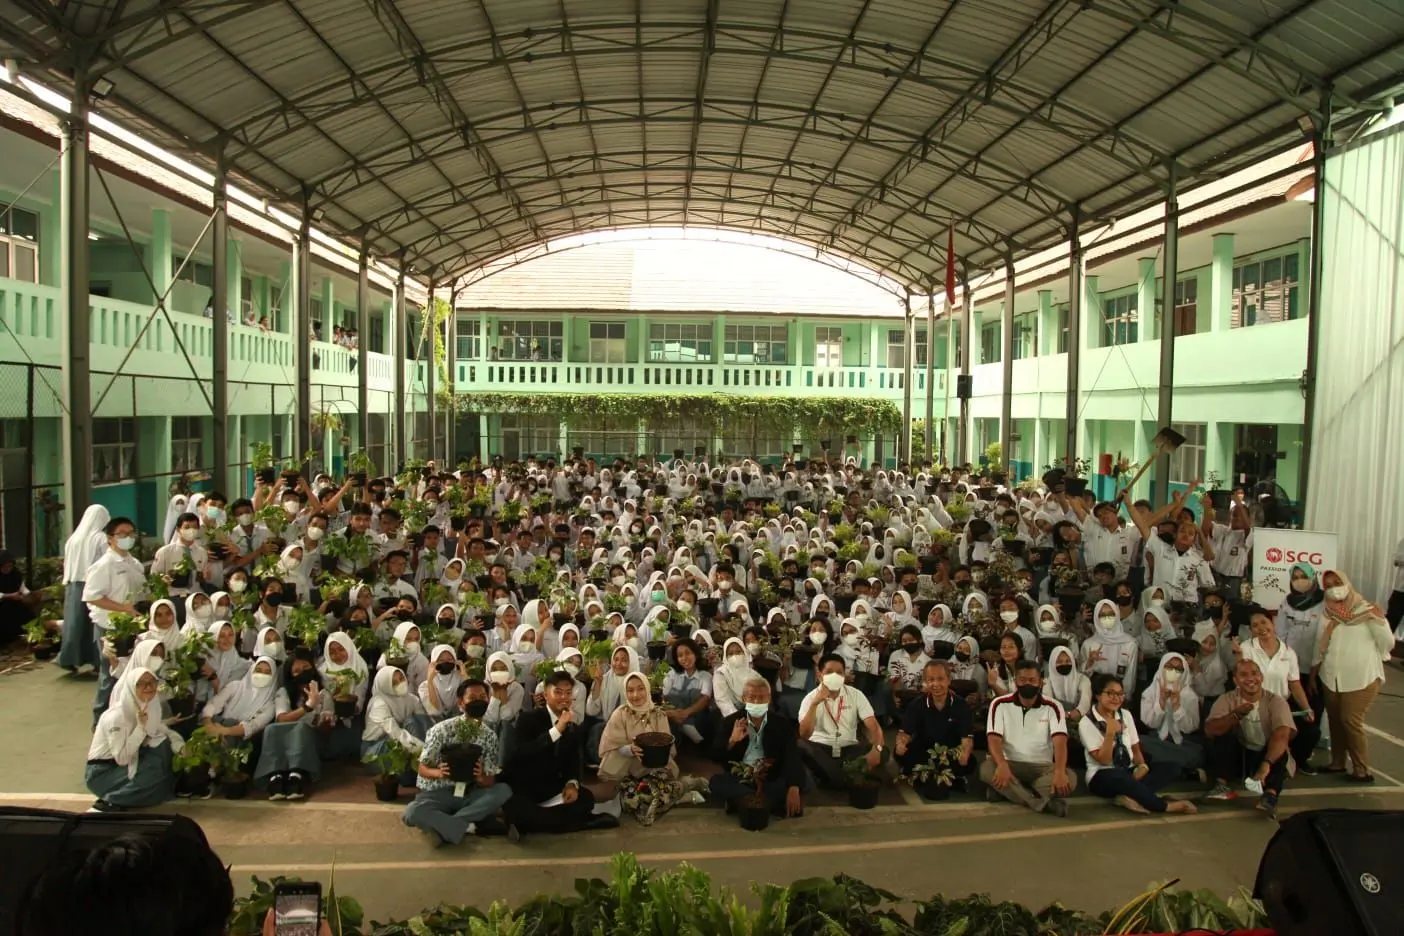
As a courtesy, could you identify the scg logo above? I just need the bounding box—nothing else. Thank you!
[1265,547,1324,565]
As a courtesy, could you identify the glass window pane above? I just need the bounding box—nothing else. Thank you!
[1263,258,1282,285]
[14,244,36,282]
[1285,253,1299,282]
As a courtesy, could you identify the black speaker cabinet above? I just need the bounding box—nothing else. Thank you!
[1256,809,1404,936]
[956,373,973,399]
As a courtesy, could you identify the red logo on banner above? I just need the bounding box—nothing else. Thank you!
[1266,548,1283,563]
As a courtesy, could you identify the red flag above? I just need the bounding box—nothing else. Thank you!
[944,223,956,308]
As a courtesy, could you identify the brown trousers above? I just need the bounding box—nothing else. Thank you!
[1323,679,1381,774]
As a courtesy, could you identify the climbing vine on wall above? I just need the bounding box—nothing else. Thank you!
[447,392,899,436]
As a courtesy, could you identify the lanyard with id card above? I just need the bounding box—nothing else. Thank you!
[824,695,845,757]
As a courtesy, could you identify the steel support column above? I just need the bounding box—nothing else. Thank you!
[445,287,458,466]
[924,293,935,464]
[294,196,312,470]
[900,293,914,465]
[425,277,436,468]
[1000,252,1015,478]
[958,278,972,467]
[1299,96,1332,510]
[1064,208,1083,468]
[1154,165,1180,504]
[356,244,370,463]
[211,153,230,495]
[60,80,93,524]
[393,269,406,469]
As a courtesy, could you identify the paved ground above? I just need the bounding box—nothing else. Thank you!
[7,660,1404,923]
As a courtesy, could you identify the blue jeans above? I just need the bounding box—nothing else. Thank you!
[1087,762,1178,813]
[92,633,115,727]
[402,783,513,844]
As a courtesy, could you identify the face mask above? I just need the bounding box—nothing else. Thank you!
[1327,585,1349,601]
[236,513,253,527]
[821,672,845,692]
[517,640,535,654]
[955,651,971,663]
[488,670,511,685]
[744,642,759,656]
[263,593,282,608]
[283,501,300,516]
[562,662,580,677]
[465,644,485,659]
[116,536,135,551]
[1205,603,1222,617]
[229,579,247,594]
[1016,684,1040,701]
[903,643,922,656]
[306,526,325,542]
[1115,594,1133,607]
[999,610,1019,624]
[1158,531,1175,545]
[1150,598,1165,608]
[718,580,732,592]
[727,653,746,668]
[179,528,198,543]
[393,681,409,697]
[1055,663,1073,675]
[494,597,509,609]
[744,701,769,718]
[677,599,693,613]
[1098,615,1117,631]
[463,699,489,719]
[1163,669,1182,685]
[842,633,859,648]
[435,661,456,675]
[250,671,273,689]
[283,558,301,573]
[808,631,827,645]
[612,575,627,587]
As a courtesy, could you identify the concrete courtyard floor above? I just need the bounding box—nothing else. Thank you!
[6,660,1404,923]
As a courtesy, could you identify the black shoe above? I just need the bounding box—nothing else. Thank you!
[506,822,523,844]
[267,773,287,801]
[285,772,305,800]
[951,776,969,795]
[87,799,120,813]
[585,814,620,831]
[474,816,508,837]
[984,785,1002,803]
[724,797,738,815]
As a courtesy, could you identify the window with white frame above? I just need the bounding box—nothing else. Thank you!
[979,322,1001,364]
[456,317,481,360]
[0,207,40,283]
[93,417,136,484]
[1233,250,1300,327]
[814,327,843,368]
[1056,304,1069,353]
[1011,313,1037,360]
[725,324,787,364]
[171,416,204,474]
[172,255,214,288]
[588,321,627,363]
[1173,277,1199,337]
[1168,422,1206,486]
[497,320,563,361]
[1102,293,1138,345]
[886,328,927,368]
[649,322,713,362]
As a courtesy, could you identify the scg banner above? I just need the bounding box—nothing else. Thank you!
[1252,528,1338,610]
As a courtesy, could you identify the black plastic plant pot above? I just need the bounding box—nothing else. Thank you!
[791,644,818,669]
[754,659,782,686]
[929,640,956,661]
[373,775,399,802]
[1001,538,1026,557]
[915,780,951,802]
[333,695,358,719]
[284,633,304,652]
[848,780,881,810]
[1208,489,1233,511]
[919,555,942,575]
[1026,548,1049,568]
[977,635,1002,654]
[1056,588,1085,619]
[1038,637,1069,659]
[669,623,691,641]
[350,472,367,487]
[646,640,668,662]
[256,468,277,485]
[697,598,719,619]
[554,613,572,627]
[636,732,673,769]
[168,694,197,720]
[281,469,301,483]
[469,506,486,519]
[914,599,937,622]
[846,434,858,444]
[475,575,493,590]
[650,688,663,705]
[1064,478,1088,497]
[450,515,467,532]
[171,571,192,589]
[442,742,483,781]
[221,775,250,800]
[950,679,979,699]
[112,635,137,658]
[519,584,540,601]
[833,594,856,615]
[738,795,771,832]
[589,628,609,642]
[695,445,707,457]
[32,642,56,661]
[180,767,210,799]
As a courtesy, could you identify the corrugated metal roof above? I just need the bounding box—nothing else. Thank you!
[0,0,1399,290]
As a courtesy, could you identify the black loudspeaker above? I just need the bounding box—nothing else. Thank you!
[0,807,213,933]
[1256,809,1404,936]
[956,374,973,399]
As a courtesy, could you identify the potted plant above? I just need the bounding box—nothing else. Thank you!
[24,620,58,661]
[518,557,555,601]
[163,630,214,720]
[250,441,278,486]
[105,611,148,658]
[728,761,771,832]
[168,552,197,591]
[325,668,362,719]
[646,661,671,704]
[350,627,381,669]
[215,740,253,799]
[843,756,883,810]
[363,738,416,802]
[382,636,410,672]
[285,604,325,653]
[634,728,674,769]
[170,726,222,799]
[905,745,959,801]
[466,490,491,519]
[1204,470,1232,511]
[441,714,488,781]
[346,450,374,487]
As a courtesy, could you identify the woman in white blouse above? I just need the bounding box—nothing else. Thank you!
[1316,570,1394,782]
[1137,653,1203,777]
[86,666,183,811]
[1236,611,1312,714]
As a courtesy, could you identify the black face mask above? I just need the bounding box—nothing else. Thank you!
[954,651,971,663]
[1115,594,1133,607]
[1205,603,1223,617]
[1158,531,1176,545]
[903,643,922,655]
[1055,663,1074,675]
[435,661,456,675]
[955,581,972,591]
[395,609,414,621]
[1016,684,1041,701]
[438,617,456,628]
[463,699,489,719]
[264,593,282,607]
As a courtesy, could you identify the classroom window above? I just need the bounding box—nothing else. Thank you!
[456,317,481,359]
[499,414,559,460]
[980,322,1000,364]
[814,327,843,368]
[0,207,39,283]
[1233,250,1300,327]
[93,417,136,484]
[172,254,214,288]
[497,320,563,361]
[885,328,927,368]
[1168,422,1206,486]
[588,321,627,363]
[1102,293,1138,346]
[171,416,204,474]
[650,322,713,362]
[1173,277,1199,337]
[724,324,787,364]
[1011,313,1037,360]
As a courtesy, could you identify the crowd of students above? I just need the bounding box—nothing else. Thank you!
[59,450,1399,841]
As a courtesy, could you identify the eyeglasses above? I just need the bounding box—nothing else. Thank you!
[1101,690,1125,699]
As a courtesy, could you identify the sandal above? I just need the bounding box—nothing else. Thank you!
[1344,773,1375,784]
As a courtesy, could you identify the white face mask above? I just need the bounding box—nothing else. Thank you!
[229,580,247,594]
[283,501,300,516]
[809,631,827,645]
[1163,669,1182,685]
[283,557,301,572]
[744,642,759,657]
[494,598,509,609]
[1039,617,1056,633]
[393,681,409,697]
[264,641,284,660]
[250,671,273,689]
[562,662,580,677]
[306,526,325,542]
[517,640,535,653]
[465,644,485,659]
[488,670,511,685]
[612,575,627,587]
[726,653,746,669]
[676,599,693,613]
[821,672,845,692]
[1098,615,1117,631]
[999,610,1019,624]
[404,641,421,656]
[1150,598,1165,608]
[1327,585,1349,601]
[718,580,732,592]
[842,632,859,648]
[178,528,198,543]
[115,536,136,551]
[236,513,253,527]
[205,506,225,525]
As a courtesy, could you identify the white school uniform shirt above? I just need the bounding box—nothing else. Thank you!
[1144,539,1215,603]
[150,541,208,595]
[1209,524,1253,578]
[1240,637,1300,700]
[1080,515,1136,580]
[798,683,873,749]
[82,550,148,632]
[986,692,1066,764]
[1077,709,1138,784]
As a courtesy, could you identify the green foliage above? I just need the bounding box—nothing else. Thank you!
[249,441,276,471]
[286,604,325,646]
[146,571,170,601]
[24,620,53,645]
[105,611,149,644]
[532,656,560,682]
[983,441,1002,472]
[326,668,362,698]
[324,532,373,568]
[229,875,363,936]
[163,629,214,699]
[603,593,629,614]
[362,738,418,778]
[171,727,223,774]
[346,450,375,478]
[579,637,613,664]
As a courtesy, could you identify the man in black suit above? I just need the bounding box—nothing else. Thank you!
[501,670,618,837]
[709,676,812,818]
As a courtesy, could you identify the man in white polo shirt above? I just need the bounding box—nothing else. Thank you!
[1070,496,1135,582]
[798,654,888,788]
[1203,501,1253,598]
[979,660,1077,817]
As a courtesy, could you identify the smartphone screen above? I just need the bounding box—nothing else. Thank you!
[274,884,321,936]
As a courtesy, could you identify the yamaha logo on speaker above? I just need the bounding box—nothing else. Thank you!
[1360,872,1381,894]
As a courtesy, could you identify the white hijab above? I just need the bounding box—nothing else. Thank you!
[425,642,462,704]
[221,656,280,724]
[63,504,109,583]
[107,666,174,777]
[370,665,417,723]
[713,636,760,701]
[145,599,183,655]
[1044,645,1082,710]
[1149,652,1197,744]
[319,631,369,697]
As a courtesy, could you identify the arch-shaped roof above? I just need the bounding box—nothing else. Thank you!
[2,0,1400,290]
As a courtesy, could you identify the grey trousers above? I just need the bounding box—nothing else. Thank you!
[978,759,1078,814]
[402,783,513,845]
